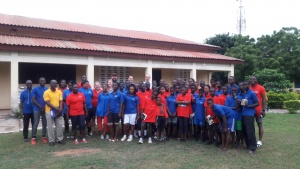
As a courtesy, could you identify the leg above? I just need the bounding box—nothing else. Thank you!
[221,132,225,149]
[41,111,47,137]
[104,116,109,138]
[32,111,41,138]
[23,114,30,140]
[55,116,64,142]
[63,114,70,136]
[29,113,34,139]
[223,132,232,151]
[183,117,189,140]
[79,115,86,140]
[86,108,92,134]
[45,112,55,143]
[97,116,104,136]
[256,115,264,143]
[71,116,78,140]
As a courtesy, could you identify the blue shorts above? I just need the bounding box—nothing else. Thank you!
[194,118,205,127]
[221,117,236,132]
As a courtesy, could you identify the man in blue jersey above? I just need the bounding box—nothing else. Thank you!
[207,98,236,151]
[20,80,34,142]
[228,76,239,95]
[238,81,259,154]
[166,87,177,139]
[108,82,124,142]
[31,77,48,145]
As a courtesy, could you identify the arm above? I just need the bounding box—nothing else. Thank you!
[66,105,70,121]
[32,96,44,111]
[118,102,123,118]
[19,100,24,118]
[261,94,266,117]
[83,102,88,116]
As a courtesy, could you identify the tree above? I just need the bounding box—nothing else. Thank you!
[247,69,293,93]
[205,33,237,83]
[225,35,260,82]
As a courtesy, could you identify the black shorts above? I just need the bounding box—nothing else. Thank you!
[108,113,120,124]
[206,123,218,130]
[156,116,166,131]
[86,108,94,122]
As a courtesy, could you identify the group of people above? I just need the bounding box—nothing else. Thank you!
[20,73,266,154]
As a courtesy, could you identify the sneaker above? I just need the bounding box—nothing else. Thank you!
[82,138,87,143]
[57,140,66,145]
[70,135,74,139]
[24,139,28,142]
[31,138,36,145]
[49,142,55,146]
[89,132,93,136]
[148,138,152,144]
[257,141,263,147]
[100,135,104,140]
[138,138,143,144]
[127,135,133,142]
[66,134,70,139]
[121,135,127,142]
[134,132,138,138]
[42,137,48,144]
[74,139,79,144]
[106,135,110,140]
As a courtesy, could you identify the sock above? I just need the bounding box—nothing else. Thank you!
[144,130,147,136]
[138,130,141,137]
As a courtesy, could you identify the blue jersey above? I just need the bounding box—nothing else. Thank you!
[166,94,177,115]
[79,88,93,109]
[191,93,199,112]
[32,86,48,111]
[109,91,124,113]
[215,89,223,96]
[96,92,110,117]
[225,96,241,120]
[194,96,206,120]
[237,89,258,116]
[124,94,140,114]
[63,89,72,115]
[20,89,34,114]
[212,104,236,119]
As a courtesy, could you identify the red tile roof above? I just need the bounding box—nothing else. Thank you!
[0,35,241,62]
[0,13,218,48]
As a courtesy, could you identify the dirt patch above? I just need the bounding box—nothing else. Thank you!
[53,148,101,157]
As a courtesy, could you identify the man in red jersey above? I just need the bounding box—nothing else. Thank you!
[249,76,266,147]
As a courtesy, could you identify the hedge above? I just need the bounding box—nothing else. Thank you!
[267,91,299,109]
[283,100,300,113]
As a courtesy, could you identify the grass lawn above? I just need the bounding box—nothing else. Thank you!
[0,113,300,169]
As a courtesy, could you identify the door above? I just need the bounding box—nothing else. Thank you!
[152,69,161,85]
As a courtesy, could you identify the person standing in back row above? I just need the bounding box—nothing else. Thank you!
[20,80,34,142]
[32,77,48,145]
[79,80,93,136]
[249,76,266,147]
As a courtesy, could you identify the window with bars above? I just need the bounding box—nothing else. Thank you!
[95,66,130,84]
[175,69,190,82]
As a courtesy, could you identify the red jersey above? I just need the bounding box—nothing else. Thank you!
[204,96,220,123]
[137,91,151,113]
[176,94,192,118]
[218,93,230,106]
[66,92,86,116]
[155,104,168,118]
[92,89,102,107]
[204,93,211,99]
[145,89,152,97]
[143,99,157,123]
[250,84,266,111]
[164,91,171,97]
[158,93,167,107]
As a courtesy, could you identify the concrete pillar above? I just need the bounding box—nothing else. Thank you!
[208,72,213,85]
[229,64,235,76]
[190,63,197,81]
[86,56,94,88]
[145,60,153,85]
[10,52,19,112]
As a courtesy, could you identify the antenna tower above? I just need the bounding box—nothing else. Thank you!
[237,0,246,34]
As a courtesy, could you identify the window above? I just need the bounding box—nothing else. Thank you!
[95,66,130,84]
[175,69,190,82]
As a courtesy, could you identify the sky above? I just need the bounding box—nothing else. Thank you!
[0,0,299,43]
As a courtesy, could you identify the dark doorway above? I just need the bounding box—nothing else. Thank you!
[152,69,161,85]
[19,63,76,84]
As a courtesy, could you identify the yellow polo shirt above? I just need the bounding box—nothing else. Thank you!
[43,88,62,113]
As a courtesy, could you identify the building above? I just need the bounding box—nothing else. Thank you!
[0,13,242,112]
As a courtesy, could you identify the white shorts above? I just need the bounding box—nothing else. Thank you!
[124,114,137,125]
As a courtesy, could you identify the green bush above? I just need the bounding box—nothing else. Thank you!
[267,91,299,109]
[283,100,300,113]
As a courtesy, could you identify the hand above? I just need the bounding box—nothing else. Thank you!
[261,110,266,117]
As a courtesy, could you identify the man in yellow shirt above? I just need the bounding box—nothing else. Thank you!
[44,80,64,146]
